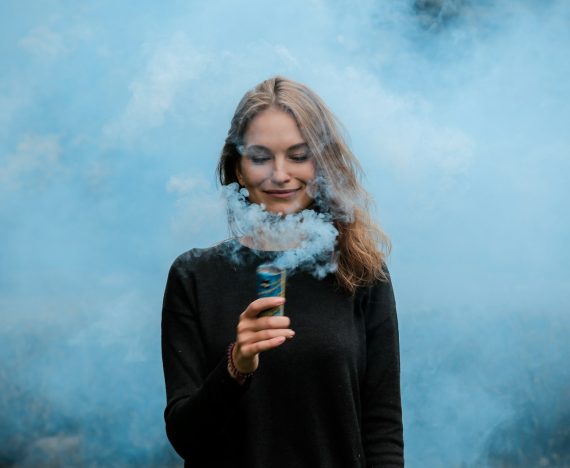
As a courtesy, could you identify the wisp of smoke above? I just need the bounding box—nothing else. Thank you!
[221,182,340,278]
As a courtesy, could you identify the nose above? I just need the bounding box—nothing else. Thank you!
[270,157,291,185]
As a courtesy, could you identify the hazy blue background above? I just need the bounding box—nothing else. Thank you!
[1,0,569,466]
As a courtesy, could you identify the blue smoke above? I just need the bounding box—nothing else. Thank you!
[1,0,568,466]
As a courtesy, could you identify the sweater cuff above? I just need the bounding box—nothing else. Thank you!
[209,352,254,394]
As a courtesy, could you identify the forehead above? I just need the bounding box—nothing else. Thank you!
[243,107,305,148]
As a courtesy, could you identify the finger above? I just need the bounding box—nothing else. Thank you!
[249,328,295,343]
[236,328,295,348]
[243,297,286,318]
[240,336,288,357]
[243,315,291,331]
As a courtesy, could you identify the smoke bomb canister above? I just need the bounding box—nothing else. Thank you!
[256,264,286,317]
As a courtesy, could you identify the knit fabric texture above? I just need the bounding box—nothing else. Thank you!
[161,239,404,467]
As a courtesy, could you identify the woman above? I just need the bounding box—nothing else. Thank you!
[161,76,404,467]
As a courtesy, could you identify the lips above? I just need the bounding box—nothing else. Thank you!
[263,188,301,198]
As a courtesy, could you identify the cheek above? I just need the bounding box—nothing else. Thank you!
[237,160,262,184]
[300,162,316,181]
[241,166,270,186]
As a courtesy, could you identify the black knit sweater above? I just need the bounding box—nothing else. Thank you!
[161,239,404,467]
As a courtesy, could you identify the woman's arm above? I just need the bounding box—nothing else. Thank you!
[361,265,405,467]
[161,256,250,464]
[162,252,295,464]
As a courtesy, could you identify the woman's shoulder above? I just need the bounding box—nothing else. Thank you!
[170,238,235,266]
[353,261,394,300]
[169,238,242,272]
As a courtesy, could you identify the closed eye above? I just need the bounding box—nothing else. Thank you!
[250,156,271,164]
[289,152,311,162]
[244,145,311,164]
[246,149,272,164]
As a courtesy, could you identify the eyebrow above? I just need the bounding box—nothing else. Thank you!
[245,142,308,153]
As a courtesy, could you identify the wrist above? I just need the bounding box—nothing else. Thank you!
[227,342,254,385]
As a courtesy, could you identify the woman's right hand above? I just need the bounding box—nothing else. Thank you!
[232,297,295,374]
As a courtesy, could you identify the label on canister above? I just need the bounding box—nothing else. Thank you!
[256,264,286,317]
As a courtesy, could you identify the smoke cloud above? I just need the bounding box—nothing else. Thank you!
[221,182,340,278]
[1,0,568,466]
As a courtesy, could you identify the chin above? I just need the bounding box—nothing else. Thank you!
[265,205,294,215]
[266,201,312,215]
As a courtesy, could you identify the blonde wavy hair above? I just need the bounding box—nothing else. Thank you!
[217,76,392,294]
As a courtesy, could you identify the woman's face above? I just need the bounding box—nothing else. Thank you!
[236,107,316,215]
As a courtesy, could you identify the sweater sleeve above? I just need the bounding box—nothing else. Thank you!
[161,255,251,464]
[361,265,404,467]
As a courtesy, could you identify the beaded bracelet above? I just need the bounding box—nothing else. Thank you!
[227,342,255,384]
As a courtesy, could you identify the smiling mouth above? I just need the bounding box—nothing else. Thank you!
[264,188,301,198]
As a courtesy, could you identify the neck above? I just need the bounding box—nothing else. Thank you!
[240,227,304,251]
